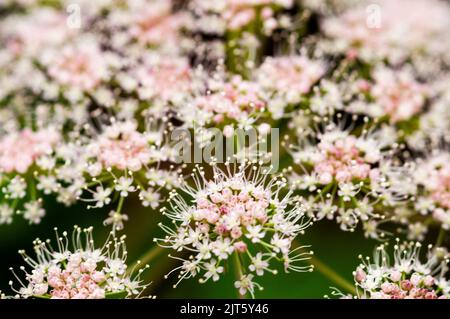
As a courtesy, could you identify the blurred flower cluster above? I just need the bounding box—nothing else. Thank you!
[0,0,449,299]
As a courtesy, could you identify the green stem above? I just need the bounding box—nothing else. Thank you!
[233,252,246,299]
[28,176,37,201]
[127,245,165,275]
[116,196,124,214]
[84,176,112,188]
[309,255,356,295]
[314,182,334,201]
[11,198,19,211]
[436,228,446,247]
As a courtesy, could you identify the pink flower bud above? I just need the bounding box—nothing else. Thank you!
[234,241,247,252]
[401,280,413,291]
[230,227,242,239]
[410,273,422,286]
[423,275,435,287]
[210,193,223,203]
[390,270,402,282]
[355,268,366,283]
[425,291,437,299]
[381,282,394,293]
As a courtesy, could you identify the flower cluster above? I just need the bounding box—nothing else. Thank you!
[255,55,325,119]
[157,162,313,297]
[189,0,295,35]
[347,66,429,124]
[9,226,149,299]
[288,121,411,237]
[0,0,449,300]
[409,153,450,231]
[0,1,189,225]
[179,73,267,137]
[346,240,450,299]
[0,116,178,226]
[0,128,60,174]
[321,0,450,65]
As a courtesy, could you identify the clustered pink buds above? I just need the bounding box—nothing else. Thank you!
[412,153,450,230]
[0,0,449,300]
[157,163,313,297]
[321,0,450,64]
[0,128,60,174]
[9,227,149,299]
[87,121,154,172]
[288,124,410,237]
[351,241,450,299]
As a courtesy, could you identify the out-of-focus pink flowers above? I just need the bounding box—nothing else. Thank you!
[0,128,60,174]
[255,55,325,118]
[130,2,188,46]
[223,0,293,29]
[257,56,325,97]
[88,121,153,172]
[371,67,428,123]
[134,56,192,102]
[3,8,73,57]
[351,241,450,299]
[414,153,450,229]
[46,42,108,91]
[322,0,450,63]
[194,76,266,124]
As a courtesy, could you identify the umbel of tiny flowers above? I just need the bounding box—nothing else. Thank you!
[155,160,313,298]
[0,127,61,224]
[321,0,450,65]
[286,118,413,238]
[254,54,325,119]
[76,117,181,229]
[338,65,429,126]
[192,0,295,33]
[8,226,150,299]
[331,239,450,299]
[408,152,450,231]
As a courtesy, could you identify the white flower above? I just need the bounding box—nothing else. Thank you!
[338,183,359,202]
[105,259,127,276]
[22,201,45,224]
[0,204,14,224]
[195,240,212,260]
[103,211,129,230]
[234,274,262,298]
[114,177,135,197]
[212,238,234,260]
[36,175,59,195]
[203,260,223,282]
[93,186,112,208]
[36,156,56,170]
[139,188,160,208]
[407,222,428,241]
[414,197,435,215]
[5,177,27,199]
[270,234,290,254]
[245,225,266,243]
[249,253,269,276]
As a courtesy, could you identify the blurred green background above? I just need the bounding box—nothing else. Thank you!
[0,194,386,299]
